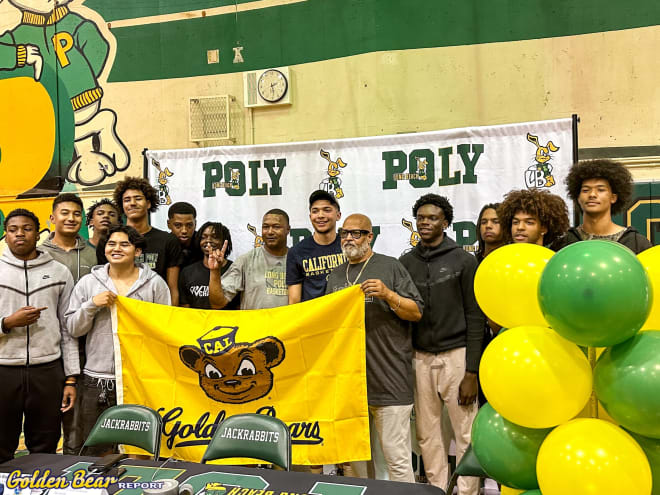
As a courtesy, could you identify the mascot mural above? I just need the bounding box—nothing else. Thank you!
[0,0,129,197]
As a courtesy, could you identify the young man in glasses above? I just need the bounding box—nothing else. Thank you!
[326,214,423,483]
[399,194,484,495]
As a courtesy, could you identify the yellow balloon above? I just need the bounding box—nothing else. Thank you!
[474,243,554,328]
[537,419,652,495]
[638,246,660,331]
[501,487,525,495]
[480,326,592,428]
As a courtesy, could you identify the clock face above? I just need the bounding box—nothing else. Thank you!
[257,69,288,103]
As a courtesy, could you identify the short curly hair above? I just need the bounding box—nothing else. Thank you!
[498,189,569,246]
[113,177,159,215]
[565,159,633,215]
[412,194,454,225]
[86,198,119,226]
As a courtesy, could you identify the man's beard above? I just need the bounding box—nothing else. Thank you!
[342,241,370,262]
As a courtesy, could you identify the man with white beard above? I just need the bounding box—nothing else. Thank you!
[325,213,423,483]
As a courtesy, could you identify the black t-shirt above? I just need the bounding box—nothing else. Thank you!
[179,260,240,310]
[286,235,346,301]
[135,227,182,280]
[180,231,204,268]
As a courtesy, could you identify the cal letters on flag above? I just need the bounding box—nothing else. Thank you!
[112,285,369,464]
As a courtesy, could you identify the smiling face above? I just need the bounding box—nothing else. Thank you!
[415,203,448,247]
[168,213,196,247]
[104,231,141,267]
[578,178,617,216]
[179,337,285,404]
[309,200,341,235]
[511,210,547,245]
[51,201,82,238]
[200,225,222,258]
[5,215,38,260]
[261,213,289,252]
[121,188,151,222]
[340,215,373,263]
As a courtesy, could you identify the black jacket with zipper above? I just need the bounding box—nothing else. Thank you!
[399,236,484,372]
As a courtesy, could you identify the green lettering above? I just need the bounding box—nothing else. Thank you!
[290,228,312,246]
[409,149,434,188]
[437,147,460,186]
[453,221,477,246]
[310,481,367,495]
[457,143,483,184]
[264,158,286,195]
[382,150,407,189]
[203,161,223,197]
[370,226,380,248]
[248,161,268,196]
[224,161,246,196]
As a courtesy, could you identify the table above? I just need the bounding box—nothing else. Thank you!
[0,454,445,495]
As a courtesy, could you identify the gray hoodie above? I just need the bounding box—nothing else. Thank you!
[65,263,171,379]
[0,248,79,376]
[40,233,97,283]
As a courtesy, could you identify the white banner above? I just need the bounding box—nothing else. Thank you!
[146,118,574,258]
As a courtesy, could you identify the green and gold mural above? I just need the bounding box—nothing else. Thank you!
[0,0,658,244]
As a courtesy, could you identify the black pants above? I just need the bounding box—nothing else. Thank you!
[0,360,65,463]
[79,374,117,457]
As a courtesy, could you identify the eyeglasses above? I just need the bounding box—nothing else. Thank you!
[339,229,371,239]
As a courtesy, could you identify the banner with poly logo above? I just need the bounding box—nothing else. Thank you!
[145,118,574,257]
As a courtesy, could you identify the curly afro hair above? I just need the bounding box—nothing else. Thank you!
[565,159,633,215]
[498,189,569,246]
[113,177,160,215]
[412,194,453,225]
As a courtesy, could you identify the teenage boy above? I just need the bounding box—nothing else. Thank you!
[287,190,345,303]
[179,222,239,310]
[40,193,97,455]
[209,209,290,310]
[113,177,182,305]
[497,189,569,248]
[86,199,120,251]
[399,194,485,494]
[475,203,504,262]
[0,209,79,463]
[168,202,202,268]
[326,214,423,483]
[65,225,171,455]
[556,159,652,253]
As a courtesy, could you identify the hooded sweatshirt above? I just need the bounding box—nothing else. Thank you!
[553,226,652,254]
[0,248,79,376]
[399,236,484,372]
[64,263,171,379]
[40,233,98,282]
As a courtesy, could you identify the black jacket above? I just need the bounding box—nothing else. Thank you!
[399,236,485,372]
[553,226,652,254]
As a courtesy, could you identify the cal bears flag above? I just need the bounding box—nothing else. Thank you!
[112,285,369,464]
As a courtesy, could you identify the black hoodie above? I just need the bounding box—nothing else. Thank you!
[399,236,484,372]
[553,226,652,254]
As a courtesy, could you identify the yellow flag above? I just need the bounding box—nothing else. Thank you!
[113,285,369,465]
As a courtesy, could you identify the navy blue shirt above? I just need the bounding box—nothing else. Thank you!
[285,235,345,301]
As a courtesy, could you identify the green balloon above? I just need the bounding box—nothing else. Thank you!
[629,432,660,495]
[538,240,651,346]
[521,491,543,495]
[471,403,551,489]
[594,331,660,439]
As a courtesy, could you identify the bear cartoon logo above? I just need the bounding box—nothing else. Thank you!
[179,326,285,404]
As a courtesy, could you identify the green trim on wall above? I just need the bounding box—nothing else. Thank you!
[83,0,260,22]
[107,0,660,82]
